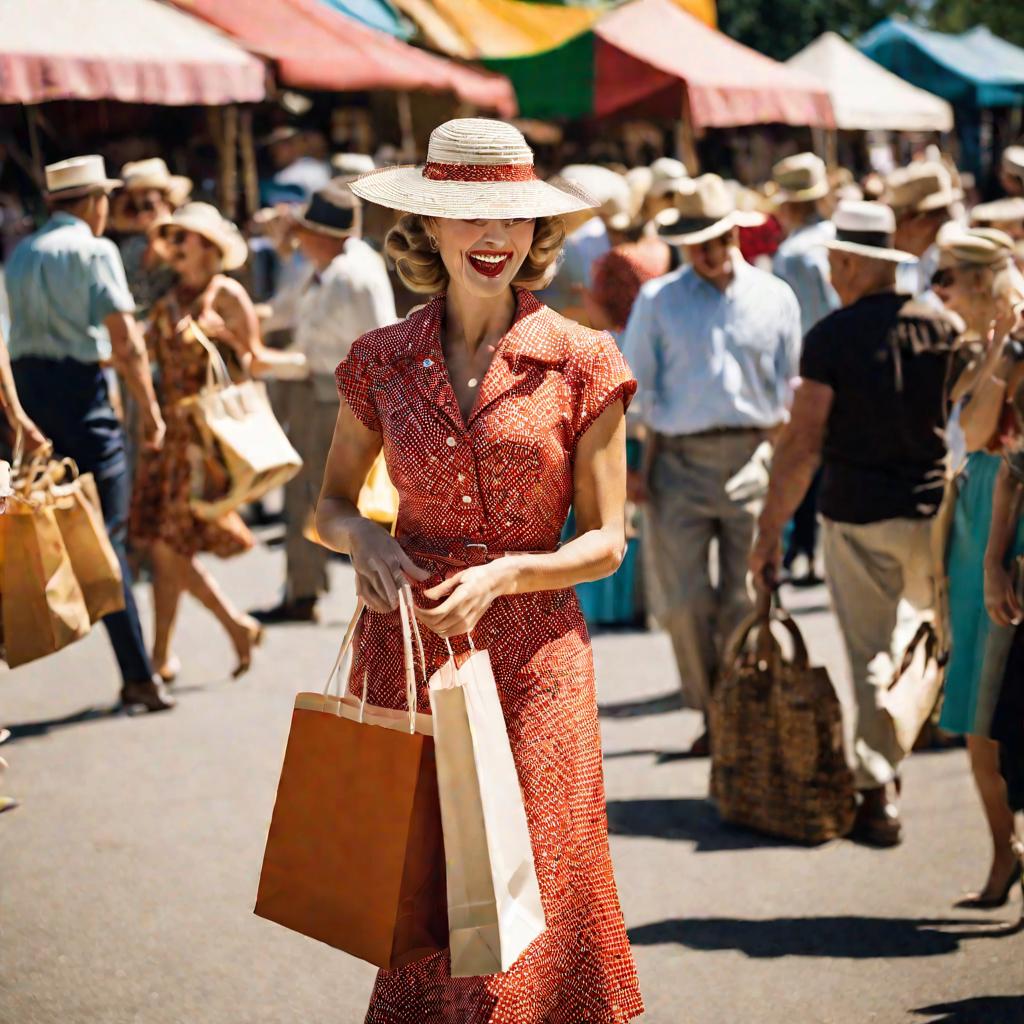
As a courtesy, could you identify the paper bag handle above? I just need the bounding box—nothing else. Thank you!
[184,317,233,393]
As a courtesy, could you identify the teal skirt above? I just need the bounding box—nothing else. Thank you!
[941,451,1024,736]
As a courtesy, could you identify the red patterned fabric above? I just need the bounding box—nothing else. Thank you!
[335,289,643,1024]
[591,238,672,330]
[423,161,536,182]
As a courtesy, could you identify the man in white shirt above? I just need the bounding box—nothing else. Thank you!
[256,182,396,622]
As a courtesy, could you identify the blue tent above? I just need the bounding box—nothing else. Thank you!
[318,0,413,39]
[859,19,1024,176]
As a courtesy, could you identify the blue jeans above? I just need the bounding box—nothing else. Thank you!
[12,357,153,685]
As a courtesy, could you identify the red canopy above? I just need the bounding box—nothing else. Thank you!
[594,0,834,129]
[173,0,517,116]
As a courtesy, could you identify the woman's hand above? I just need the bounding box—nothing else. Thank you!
[349,520,430,613]
[414,561,513,639]
[15,413,47,452]
[984,561,1023,627]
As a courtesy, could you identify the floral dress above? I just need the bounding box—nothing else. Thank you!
[336,289,644,1024]
[130,294,253,559]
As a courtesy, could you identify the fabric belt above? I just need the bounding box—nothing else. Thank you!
[656,426,768,443]
[401,537,556,568]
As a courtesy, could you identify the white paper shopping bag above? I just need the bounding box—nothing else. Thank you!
[428,641,546,977]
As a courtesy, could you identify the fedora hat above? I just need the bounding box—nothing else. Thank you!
[331,152,375,177]
[772,152,829,203]
[120,158,192,206]
[824,201,914,263]
[349,118,597,221]
[940,227,1015,269]
[655,173,765,245]
[970,196,1024,227]
[648,157,689,198]
[884,161,963,216]
[556,164,632,231]
[151,202,248,271]
[294,182,362,238]
[1002,145,1024,183]
[45,155,121,199]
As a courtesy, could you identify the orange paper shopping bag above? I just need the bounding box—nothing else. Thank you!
[255,589,448,969]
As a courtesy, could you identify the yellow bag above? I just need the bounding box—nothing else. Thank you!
[0,497,91,668]
[357,453,399,526]
[50,472,124,623]
[179,319,303,521]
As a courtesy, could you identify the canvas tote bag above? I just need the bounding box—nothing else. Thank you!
[879,621,944,757]
[711,592,856,844]
[255,587,448,970]
[179,319,302,522]
[49,470,124,623]
[428,636,545,977]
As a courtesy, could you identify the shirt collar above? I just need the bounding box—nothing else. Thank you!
[48,211,92,233]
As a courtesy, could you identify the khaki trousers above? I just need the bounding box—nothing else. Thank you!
[822,516,935,789]
[282,377,338,603]
[643,431,768,716]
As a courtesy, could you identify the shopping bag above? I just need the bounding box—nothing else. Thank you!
[429,637,545,977]
[50,472,124,623]
[357,452,399,526]
[0,497,91,668]
[711,592,856,844]
[879,621,944,757]
[255,588,448,969]
[179,319,302,521]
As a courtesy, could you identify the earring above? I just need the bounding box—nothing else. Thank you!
[428,234,438,251]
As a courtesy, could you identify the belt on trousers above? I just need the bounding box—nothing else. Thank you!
[657,425,769,443]
[401,537,556,568]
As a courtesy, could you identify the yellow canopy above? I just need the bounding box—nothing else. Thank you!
[393,0,716,60]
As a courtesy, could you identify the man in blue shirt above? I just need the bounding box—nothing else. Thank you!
[623,174,801,754]
[7,155,172,712]
[771,153,840,584]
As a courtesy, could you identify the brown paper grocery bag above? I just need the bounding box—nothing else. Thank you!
[1,498,90,667]
[51,473,124,623]
[255,590,448,969]
[429,642,545,977]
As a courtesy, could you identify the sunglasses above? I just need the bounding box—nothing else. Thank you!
[166,229,190,247]
[931,269,954,289]
[124,198,160,216]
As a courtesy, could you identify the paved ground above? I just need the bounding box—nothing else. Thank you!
[1,539,1023,1024]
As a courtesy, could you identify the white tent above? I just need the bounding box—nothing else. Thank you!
[787,31,953,133]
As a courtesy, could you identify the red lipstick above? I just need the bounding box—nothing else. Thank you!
[467,250,512,278]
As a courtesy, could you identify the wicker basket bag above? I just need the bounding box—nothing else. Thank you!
[710,593,856,844]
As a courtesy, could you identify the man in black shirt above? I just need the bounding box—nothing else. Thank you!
[751,200,958,847]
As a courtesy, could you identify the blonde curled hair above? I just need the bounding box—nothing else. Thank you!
[385,214,566,294]
[956,258,1024,335]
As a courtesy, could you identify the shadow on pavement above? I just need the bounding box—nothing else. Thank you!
[606,796,792,852]
[628,915,1023,959]
[913,996,1024,1023]
[5,705,121,741]
[599,691,684,719]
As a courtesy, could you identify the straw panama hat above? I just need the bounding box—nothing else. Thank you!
[885,161,963,215]
[772,152,830,203]
[971,197,1024,226]
[648,156,689,198]
[331,152,376,177]
[940,227,1015,268]
[293,182,361,238]
[120,158,192,206]
[824,201,914,263]
[45,155,122,199]
[655,173,765,245]
[151,202,248,271]
[348,118,598,220]
[557,164,632,231]
[1002,145,1024,182]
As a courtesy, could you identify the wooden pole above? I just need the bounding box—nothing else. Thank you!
[223,105,239,221]
[675,90,701,176]
[396,91,415,160]
[239,107,259,219]
[24,105,44,189]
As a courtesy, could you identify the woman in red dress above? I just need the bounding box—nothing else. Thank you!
[316,119,645,1023]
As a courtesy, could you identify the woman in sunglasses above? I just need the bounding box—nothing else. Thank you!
[940,227,1024,910]
[129,203,299,684]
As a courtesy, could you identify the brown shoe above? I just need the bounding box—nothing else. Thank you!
[252,597,319,624]
[852,785,902,847]
[120,678,176,713]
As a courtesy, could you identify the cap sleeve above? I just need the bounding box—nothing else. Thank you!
[571,331,638,447]
[335,332,381,433]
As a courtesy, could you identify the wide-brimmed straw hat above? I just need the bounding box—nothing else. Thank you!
[151,202,248,270]
[120,158,192,206]
[940,227,1015,269]
[971,197,1024,227]
[655,173,765,245]
[772,152,830,203]
[556,164,631,230]
[349,118,598,221]
[293,182,361,238]
[45,155,122,200]
[1002,145,1024,183]
[824,200,914,263]
[331,152,375,177]
[885,161,963,216]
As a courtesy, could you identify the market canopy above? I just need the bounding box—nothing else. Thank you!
[788,32,953,133]
[173,0,517,115]
[485,0,833,127]
[318,0,414,39]
[858,18,1024,109]
[0,0,266,106]
[392,0,715,60]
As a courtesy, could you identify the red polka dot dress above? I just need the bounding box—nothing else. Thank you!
[335,288,644,1024]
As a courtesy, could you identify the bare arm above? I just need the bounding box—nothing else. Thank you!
[104,311,165,450]
[984,459,1024,626]
[749,377,833,586]
[959,311,1021,452]
[0,326,46,449]
[416,402,628,638]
